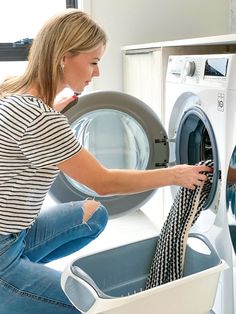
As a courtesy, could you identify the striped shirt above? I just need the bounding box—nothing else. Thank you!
[0,95,82,235]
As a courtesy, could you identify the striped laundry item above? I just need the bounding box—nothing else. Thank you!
[145,160,213,289]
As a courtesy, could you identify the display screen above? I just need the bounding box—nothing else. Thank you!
[204,58,228,77]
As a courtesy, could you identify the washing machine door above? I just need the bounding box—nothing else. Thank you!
[49,91,169,217]
[175,106,219,210]
[226,148,236,253]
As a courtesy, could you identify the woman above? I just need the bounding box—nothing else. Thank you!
[0,9,211,314]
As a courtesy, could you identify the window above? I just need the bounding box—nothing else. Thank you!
[0,0,69,43]
[0,0,80,81]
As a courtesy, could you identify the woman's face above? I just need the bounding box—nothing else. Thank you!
[61,44,105,94]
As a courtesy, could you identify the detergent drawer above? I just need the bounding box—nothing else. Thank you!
[61,233,227,314]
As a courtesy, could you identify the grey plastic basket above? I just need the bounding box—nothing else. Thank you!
[61,233,227,314]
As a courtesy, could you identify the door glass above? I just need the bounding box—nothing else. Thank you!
[174,105,219,233]
[67,109,150,196]
[168,93,201,164]
[177,113,214,165]
[226,147,236,253]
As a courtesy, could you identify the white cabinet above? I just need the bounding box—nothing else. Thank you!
[123,48,163,120]
[122,48,165,230]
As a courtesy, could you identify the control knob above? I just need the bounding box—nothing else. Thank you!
[183,61,196,77]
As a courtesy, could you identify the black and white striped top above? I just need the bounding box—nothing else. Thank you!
[0,95,82,235]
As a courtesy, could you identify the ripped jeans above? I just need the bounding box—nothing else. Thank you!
[0,201,108,314]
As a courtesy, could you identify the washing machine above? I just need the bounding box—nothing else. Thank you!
[46,85,227,313]
[164,53,236,314]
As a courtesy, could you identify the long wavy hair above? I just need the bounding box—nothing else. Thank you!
[0,9,107,107]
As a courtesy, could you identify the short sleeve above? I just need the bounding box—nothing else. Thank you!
[18,111,82,168]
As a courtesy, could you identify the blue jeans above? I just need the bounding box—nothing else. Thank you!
[0,201,108,314]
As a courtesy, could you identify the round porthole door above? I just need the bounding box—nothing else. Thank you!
[174,104,220,233]
[49,91,169,217]
[175,106,219,210]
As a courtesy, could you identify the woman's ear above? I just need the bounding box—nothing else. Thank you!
[60,56,66,69]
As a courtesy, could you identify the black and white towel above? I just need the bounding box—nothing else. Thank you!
[145,160,213,289]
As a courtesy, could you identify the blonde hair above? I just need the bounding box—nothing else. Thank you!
[0,9,107,107]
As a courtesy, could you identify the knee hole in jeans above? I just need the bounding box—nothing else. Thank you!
[82,199,101,222]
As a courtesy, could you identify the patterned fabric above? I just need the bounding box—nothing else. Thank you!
[145,160,213,289]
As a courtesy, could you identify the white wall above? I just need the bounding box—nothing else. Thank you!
[87,0,230,91]
[231,0,236,31]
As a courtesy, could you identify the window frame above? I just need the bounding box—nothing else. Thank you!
[66,0,78,8]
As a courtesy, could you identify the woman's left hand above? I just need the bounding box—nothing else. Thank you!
[53,94,77,112]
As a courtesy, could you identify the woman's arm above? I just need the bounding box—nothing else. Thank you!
[57,147,211,196]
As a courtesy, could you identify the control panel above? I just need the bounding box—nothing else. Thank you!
[165,54,234,88]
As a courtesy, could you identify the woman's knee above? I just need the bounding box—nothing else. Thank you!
[82,199,100,222]
[83,200,108,232]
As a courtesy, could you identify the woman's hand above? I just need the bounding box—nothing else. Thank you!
[53,94,77,112]
[171,164,213,190]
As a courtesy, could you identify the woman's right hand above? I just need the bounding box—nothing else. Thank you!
[171,164,213,190]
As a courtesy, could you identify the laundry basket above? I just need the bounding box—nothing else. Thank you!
[61,233,227,314]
